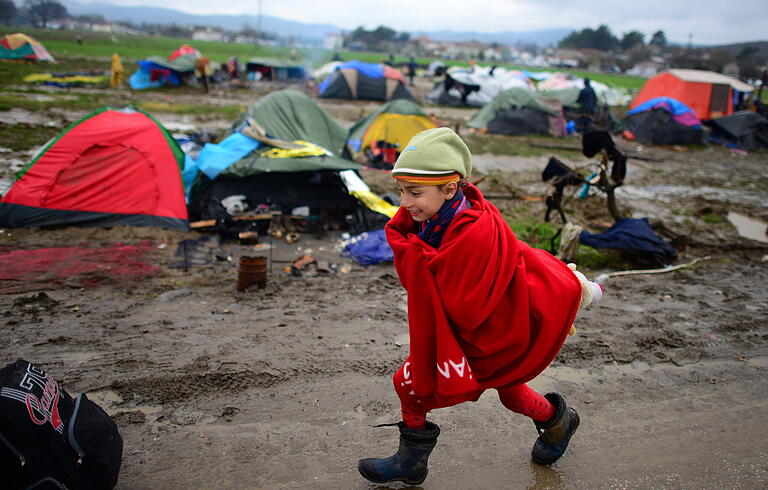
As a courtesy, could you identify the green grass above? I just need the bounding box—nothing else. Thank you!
[700,212,724,224]
[463,132,582,157]
[0,122,60,151]
[136,100,244,119]
[503,210,629,271]
[0,92,107,111]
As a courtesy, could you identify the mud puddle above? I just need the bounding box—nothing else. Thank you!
[0,108,63,126]
[618,184,768,208]
[728,211,768,242]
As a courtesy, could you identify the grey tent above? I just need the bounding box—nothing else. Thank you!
[467,88,566,136]
[704,111,768,151]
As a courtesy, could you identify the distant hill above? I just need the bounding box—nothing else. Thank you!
[701,41,768,59]
[61,0,570,46]
[413,28,571,46]
[61,0,341,42]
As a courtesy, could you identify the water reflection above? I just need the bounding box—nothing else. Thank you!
[727,211,768,243]
[526,461,565,489]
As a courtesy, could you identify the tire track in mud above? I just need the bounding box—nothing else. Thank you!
[111,357,404,404]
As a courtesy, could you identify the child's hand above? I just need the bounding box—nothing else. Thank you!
[567,263,603,308]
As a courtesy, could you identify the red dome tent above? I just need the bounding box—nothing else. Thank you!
[630,69,754,121]
[169,44,200,61]
[0,107,188,230]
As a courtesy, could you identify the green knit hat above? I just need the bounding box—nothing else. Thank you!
[392,127,472,184]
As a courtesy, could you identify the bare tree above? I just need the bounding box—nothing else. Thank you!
[25,0,67,28]
[0,0,17,25]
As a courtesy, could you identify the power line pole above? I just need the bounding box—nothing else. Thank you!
[257,0,263,42]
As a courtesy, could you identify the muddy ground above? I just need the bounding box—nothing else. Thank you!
[1,78,768,489]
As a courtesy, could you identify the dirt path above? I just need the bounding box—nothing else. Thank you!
[2,246,766,489]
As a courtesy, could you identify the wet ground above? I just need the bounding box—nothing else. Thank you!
[1,80,768,489]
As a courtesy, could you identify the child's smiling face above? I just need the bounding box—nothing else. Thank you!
[396,181,457,222]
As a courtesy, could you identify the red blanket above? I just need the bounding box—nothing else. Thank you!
[386,184,581,398]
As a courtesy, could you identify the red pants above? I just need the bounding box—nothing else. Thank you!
[394,361,555,429]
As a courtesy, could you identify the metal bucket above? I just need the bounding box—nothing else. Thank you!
[237,255,267,291]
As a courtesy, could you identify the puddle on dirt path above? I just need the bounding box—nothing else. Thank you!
[88,388,125,407]
[0,178,12,196]
[0,108,61,126]
[619,184,768,208]
[727,211,768,243]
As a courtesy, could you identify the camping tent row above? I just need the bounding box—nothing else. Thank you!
[621,69,766,148]
[427,65,629,108]
[622,95,768,150]
[0,91,400,232]
[630,69,754,122]
[0,33,55,62]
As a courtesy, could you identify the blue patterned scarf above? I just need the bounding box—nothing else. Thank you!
[418,188,470,249]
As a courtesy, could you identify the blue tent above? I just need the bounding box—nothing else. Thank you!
[317,60,414,101]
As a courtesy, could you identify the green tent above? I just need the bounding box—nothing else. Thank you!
[467,87,560,129]
[538,87,582,107]
[225,89,358,176]
[189,89,388,229]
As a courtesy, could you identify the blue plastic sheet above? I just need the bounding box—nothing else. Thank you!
[341,229,393,266]
[128,60,182,90]
[579,218,677,263]
[194,132,261,180]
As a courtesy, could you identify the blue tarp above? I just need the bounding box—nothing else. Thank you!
[129,60,183,90]
[341,228,393,265]
[194,132,261,180]
[522,70,551,81]
[317,60,384,93]
[628,97,702,128]
[629,97,693,116]
[579,217,677,263]
[128,61,181,90]
[181,132,261,201]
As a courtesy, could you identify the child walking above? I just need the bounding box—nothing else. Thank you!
[358,128,603,485]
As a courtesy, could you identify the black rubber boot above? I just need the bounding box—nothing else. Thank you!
[358,421,440,485]
[531,393,579,465]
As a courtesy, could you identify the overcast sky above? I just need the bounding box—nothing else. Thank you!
[96,0,765,45]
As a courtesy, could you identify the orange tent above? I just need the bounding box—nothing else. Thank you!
[630,69,753,121]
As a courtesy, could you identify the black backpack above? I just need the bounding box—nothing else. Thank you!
[0,359,123,489]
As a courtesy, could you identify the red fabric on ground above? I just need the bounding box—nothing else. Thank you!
[385,184,581,400]
[0,241,158,293]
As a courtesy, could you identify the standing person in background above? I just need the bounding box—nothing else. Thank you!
[110,53,123,89]
[576,77,598,132]
[357,127,604,485]
[195,56,212,94]
[408,56,416,85]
